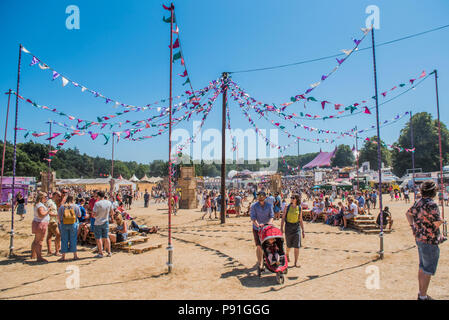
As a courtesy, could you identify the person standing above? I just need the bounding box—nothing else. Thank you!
[144,190,150,208]
[273,192,282,220]
[57,195,81,261]
[16,192,26,221]
[280,194,305,267]
[31,193,50,262]
[234,193,242,217]
[406,180,446,300]
[92,191,114,258]
[46,191,62,256]
[250,192,274,274]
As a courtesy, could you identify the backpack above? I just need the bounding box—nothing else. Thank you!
[62,205,77,224]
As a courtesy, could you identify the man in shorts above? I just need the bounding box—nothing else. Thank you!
[234,193,242,217]
[46,191,62,256]
[406,180,446,300]
[92,191,114,258]
[250,192,274,272]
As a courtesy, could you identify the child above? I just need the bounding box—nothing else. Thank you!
[266,238,280,266]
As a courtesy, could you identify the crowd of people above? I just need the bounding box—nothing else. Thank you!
[29,188,159,262]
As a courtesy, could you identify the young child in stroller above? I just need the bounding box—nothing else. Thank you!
[265,238,281,265]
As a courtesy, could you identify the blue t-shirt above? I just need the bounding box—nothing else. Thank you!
[358,196,365,207]
[250,202,274,230]
[274,196,281,213]
[78,205,86,223]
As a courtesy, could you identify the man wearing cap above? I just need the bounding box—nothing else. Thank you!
[406,180,446,300]
[250,191,274,272]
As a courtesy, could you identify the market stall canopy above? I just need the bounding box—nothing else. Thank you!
[129,174,140,182]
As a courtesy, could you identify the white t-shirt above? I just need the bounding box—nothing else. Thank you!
[93,199,113,226]
[349,203,358,216]
[34,203,50,223]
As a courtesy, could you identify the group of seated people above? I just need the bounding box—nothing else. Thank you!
[307,195,393,231]
[76,197,158,246]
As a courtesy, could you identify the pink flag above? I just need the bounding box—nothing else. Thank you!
[419,71,426,78]
[90,133,99,140]
[179,70,188,77]
[32,132,47,137]
[46,133,61,140]
[334,104,342,110]
[364,107,372,114]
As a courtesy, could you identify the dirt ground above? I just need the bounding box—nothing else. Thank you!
[0,196,448,300]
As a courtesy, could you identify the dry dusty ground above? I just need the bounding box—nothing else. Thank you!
[0,197,448,300]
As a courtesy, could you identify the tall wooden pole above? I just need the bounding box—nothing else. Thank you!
[355,126,360,191]
[167,3,174,273]
[221,72,228,224]
[10,44,22,258]
[371,29,384,260]
[111,132,115,178]
[433,69,446,237]
[410,111,416,201]
[47,122,52,194]
[0,89,12,200]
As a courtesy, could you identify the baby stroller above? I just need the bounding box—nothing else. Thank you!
[257,225,288,284]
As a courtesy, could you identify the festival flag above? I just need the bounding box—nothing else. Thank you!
[182,77,191,86]
[173,26,179,34]
[173,51,182,62]
[30,56,39,66]
[21,47,30,53]
[52,71,60,80]
[419,70,426,78]
[363,107,372,114]
[61,77,69,87]
[46,133,61,140]
[179,70,188,77]
[170,38,180,49]
[162,4,171,10]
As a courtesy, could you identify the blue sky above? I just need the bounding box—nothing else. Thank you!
[0,0,448,166]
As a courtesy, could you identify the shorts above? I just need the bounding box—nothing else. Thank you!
[416,241,440,275]
[94,222,109,239]
[116,232,128,243]
[253,229,261,246]
[344,213,355,219]
[47,221,59,237]
[32,220,48,235]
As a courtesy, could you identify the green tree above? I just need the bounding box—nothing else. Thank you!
[358,136,391,171]
[391,112,449,177]
[331,144,355,168]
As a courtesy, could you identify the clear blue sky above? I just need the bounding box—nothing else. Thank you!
[1,0,448,166]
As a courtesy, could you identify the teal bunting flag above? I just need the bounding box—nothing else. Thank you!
[173,51,182,62]
[307,97,317,102]
[162,16,175,23]
[103,134,110,145]
[97,117,103,123]
[24,131,30,139]
[182,77,191,86]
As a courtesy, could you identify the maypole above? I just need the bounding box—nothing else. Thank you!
[355,126,359,191]
[47,121,52,194]
[0,89,12,200]
[433,69,447,237]
[371,28,384,260]
[221,72,228,224]
[10,44,23,258]
[167,2,174,273]
[410,111,416,201]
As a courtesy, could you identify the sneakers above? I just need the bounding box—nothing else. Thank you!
[106,252,112,257]
[417,294,434,300]
[95,254,104,258]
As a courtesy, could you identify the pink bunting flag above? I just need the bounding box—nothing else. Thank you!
[334,104,342,110]
[381,92,387,97]
[90,133,99,140]
[364,107,372,114]
[181,57,185,66]
[68,116,75,120]
[410,78,416,84]
[162,4,171,10]
[32,132,47,137]
[46,133,61,140]
[179,70,188,77]
[169,38,180,49]
[419,71,426,79]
